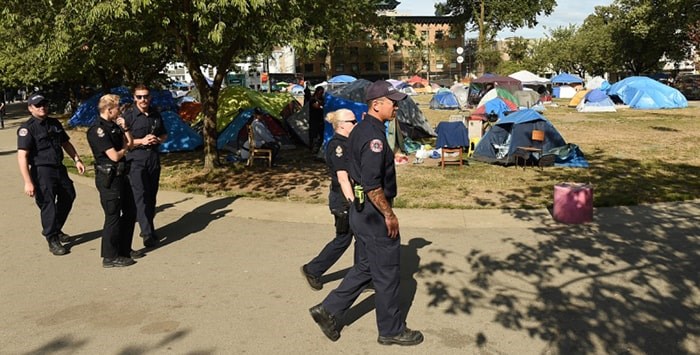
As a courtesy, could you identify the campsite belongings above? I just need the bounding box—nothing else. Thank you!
[553,182,593,224]
[472,109,589,168]
[217,108,290,152]
[606,76,688,109]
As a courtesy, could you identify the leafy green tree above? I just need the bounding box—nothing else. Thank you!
[435,0,556,74]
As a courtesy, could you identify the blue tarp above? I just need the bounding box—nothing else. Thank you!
[551,73,584,84]
[328,75,357,83]
[216,109,255,150]
[159,111,203,153]
[429,91,460,109]
[435,121,469,148]
[484,98,514,121]
[606,76,688,109]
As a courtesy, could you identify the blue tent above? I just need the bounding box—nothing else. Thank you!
[159,111,203,153]
[551,73,584,85]
[217,109,255,150]
[429,91,460,109]
[606,76,688,109]
[68,87,177,127]
[328,75,357,83]
[472,109,567,164]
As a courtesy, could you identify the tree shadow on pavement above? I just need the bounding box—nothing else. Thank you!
[418,201,700,354]
[340,237,433,329]
[152,196,238,249]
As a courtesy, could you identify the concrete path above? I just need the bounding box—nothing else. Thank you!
[1,106,698,354]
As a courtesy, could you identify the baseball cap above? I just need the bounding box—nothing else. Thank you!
[28,94,47,106]
[365,80,407,102]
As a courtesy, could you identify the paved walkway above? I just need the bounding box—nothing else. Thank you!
[1,106,698,354]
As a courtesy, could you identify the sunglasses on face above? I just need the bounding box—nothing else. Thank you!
[342,119,357,125]
[33,101,48,108]
[135,94,150,100]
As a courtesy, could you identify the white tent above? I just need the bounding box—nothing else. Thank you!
[555,85,577,99]
[509,70,550,86]
[586,76,607,90]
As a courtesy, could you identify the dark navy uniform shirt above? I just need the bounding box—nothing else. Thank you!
[347,114,396,199]
[87,118,125,166]
[325,133,351,210]
[122,106,166,159]
[17,116,70,167]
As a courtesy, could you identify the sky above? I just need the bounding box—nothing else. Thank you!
[396,0,614,39]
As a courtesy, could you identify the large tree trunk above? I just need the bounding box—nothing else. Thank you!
[202,99,219,170]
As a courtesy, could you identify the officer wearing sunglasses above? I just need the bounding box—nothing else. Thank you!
[17,94,86,256]
[122,84,168,249]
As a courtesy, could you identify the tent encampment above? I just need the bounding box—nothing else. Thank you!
[513,90,540,108]
[429,91,460,109]
[568,90,590,107]
[472,109,567,164]
[477,87,520,107]
[450,84,469,107]
[606,76,688,109]
[552,85,577,99]
[217,108,288,150]
[213,86,295,131]
[469,97,518,121]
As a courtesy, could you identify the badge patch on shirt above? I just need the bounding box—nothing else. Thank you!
[97,127,105,137]
[18,128,28,137]
[370,139,383,153]
[335,145,343,157]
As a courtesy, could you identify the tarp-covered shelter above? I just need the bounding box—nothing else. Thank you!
[212,86,295,131]
[217,108,288,150]
[551,73,584,85]
[513,90,540,108]
[568,90,590,107]
[429,91,460,109]
[472,109,567,164]
[450,84,469,107]
[586,76,608,90]
[160,111,203,153]
[472,74,523,92]
[606,76,688,109]
[469,97,518,121]
[509,70,550,86]
[328,79,436,139]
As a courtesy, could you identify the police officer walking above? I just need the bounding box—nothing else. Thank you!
[17,94,86,256]
[301,108,358,290]
[87,94,140,268]
[123,85,167,248]
[309,81,423,345]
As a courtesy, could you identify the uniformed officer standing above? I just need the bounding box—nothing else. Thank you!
[309,81,423,345]
[301,109,358,290]
[87,94,139,268]
[17,94,86,256]
[122,85,167,248]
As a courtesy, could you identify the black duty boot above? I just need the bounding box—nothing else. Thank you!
[301,265,323,290]
[309,304,340,341]
[47,236,68,256]
[377,328,424,346]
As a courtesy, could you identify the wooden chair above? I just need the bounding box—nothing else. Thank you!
[246,124,272,168]
[514,130,546,170]
[440,147,463,169]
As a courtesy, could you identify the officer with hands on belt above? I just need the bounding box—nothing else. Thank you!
[17,94,86,256]
[122,84,167,248]
[309,80,423,346]
[301,108,358,290]
[87,94,141,268]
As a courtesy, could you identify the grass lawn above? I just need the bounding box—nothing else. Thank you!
[64,96,700,210]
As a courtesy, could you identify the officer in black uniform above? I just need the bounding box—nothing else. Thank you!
[309,81,423,345]
[87,94,140,268]
[301,108,358,290]
[17,94,86,255]
[123,84,167,248]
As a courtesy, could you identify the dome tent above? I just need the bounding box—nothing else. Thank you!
[606,76,688,109]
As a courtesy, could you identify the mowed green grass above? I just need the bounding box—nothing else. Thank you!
[64,96,700,209]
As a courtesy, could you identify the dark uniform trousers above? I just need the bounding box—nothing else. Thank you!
[96,172,136,258]
[31,165,76,239]
[128,150,160,237]
[321,201,404,337]
[305,206,357,277]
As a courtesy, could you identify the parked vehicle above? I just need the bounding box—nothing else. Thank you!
[675,74,700,100]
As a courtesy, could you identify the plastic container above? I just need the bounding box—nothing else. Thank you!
[553,183,593,224]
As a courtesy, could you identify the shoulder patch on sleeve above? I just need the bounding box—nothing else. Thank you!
[335,145,343,157]
[370,139,383,153]
[18,128,28,137]
[97,127,105,137]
